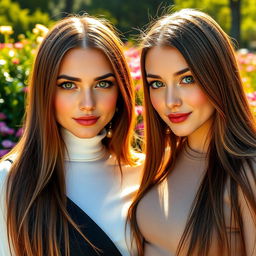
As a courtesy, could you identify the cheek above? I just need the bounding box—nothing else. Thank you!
[55,93,71,117]
[150,90,164,114]
[185,87,210,108]
[97,90,118,113]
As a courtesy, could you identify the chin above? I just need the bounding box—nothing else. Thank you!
[171,129,191,137]
[71,129,99,139]
[78,134,96,139]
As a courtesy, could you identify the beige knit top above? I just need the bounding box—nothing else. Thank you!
[136,145,255,256]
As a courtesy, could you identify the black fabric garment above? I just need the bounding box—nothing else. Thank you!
[5,160,122,256]
[63,198,123,256]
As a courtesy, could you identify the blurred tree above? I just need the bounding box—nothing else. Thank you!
[75,0,174,39]
[0,0,52,41]
[174,0,230,31]
[241,0,256,49]
[4,0,256,47]
[14,0,50,13]
[65,0,74,14]
[229,0,241,46]
[174,0,256,48]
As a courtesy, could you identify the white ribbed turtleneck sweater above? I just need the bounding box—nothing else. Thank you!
[0,130,142,256]
[63,129,142,256]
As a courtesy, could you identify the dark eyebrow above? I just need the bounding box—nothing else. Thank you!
[146,74,161,79]
[94,73,115,81]
[57,73,115,82]
[146,68,190,79]
[57,75,81,82]
[174,67,190,76]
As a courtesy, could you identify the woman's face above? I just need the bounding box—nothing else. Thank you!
[55,48,118,138]
[145,46,214,142]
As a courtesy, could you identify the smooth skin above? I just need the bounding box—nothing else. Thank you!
[145,46,215,152]
[55,48,118,138]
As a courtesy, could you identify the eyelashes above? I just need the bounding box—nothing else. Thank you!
[180,75,194,84]
[57,81,76,90]
[57,80,114,90]
[148,80,164,89]
[148,75,195,89]
[95,80,114,88]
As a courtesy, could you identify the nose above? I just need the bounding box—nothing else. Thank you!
[79,88,96,111]
[166,86,181,109]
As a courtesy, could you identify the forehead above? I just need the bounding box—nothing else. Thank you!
[58,47,113,75]
[145,46,189,74]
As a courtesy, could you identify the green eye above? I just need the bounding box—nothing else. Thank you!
[149,80,164,89]
[96,80,113,88]
[180,75,194,84]
[58,82,76,89]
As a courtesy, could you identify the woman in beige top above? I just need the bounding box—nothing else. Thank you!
[128,9,256,256]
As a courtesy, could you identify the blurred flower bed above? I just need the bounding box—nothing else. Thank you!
[0,25,48,156]
[0,25,256,156]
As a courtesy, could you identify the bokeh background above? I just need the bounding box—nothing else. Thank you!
[0,0,256,155]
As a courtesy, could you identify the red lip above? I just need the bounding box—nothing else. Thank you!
[73,116,99,126]
[168,112,191,123]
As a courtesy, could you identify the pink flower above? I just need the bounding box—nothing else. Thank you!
[0,149,9,157]
[0,121,6,127]
[125,48,140,58]
[135,123,144,136]
[135,105,143,116]
[0,125,8,134]
[247,92,256,106]
[0,113,6,120]
[135,83,142,91]
[14,42,24,49]
[2,139,15,148]
[0,43,13,49]
[246,65,254,72]
[15,127,24,137]
[242,77,248,83]
[128,58,140,70]
[6,127,15,135]
[247,92,256,101]
[0,122,15,135]
[131,71,141,80]
[22,86,29,93]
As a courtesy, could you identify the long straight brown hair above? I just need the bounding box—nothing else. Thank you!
[128,9,256,256]
[2,15,136,256]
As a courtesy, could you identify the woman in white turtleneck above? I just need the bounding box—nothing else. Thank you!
[63,129,141,256]
[0,16,142,256]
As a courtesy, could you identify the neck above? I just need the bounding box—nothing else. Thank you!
[187,118,212,153]
[62,129,107,162]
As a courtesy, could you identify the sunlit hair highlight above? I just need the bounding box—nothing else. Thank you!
[128,8,256,256]
[2,15,135,256]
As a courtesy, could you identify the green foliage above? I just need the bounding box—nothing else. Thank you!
[74,0,173,40]
[0,26,44,155]
[174,0,256,48]
[241,0,256,47]
[174,0,230,32]
[15,0,50,13]
[0,0,52,41]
